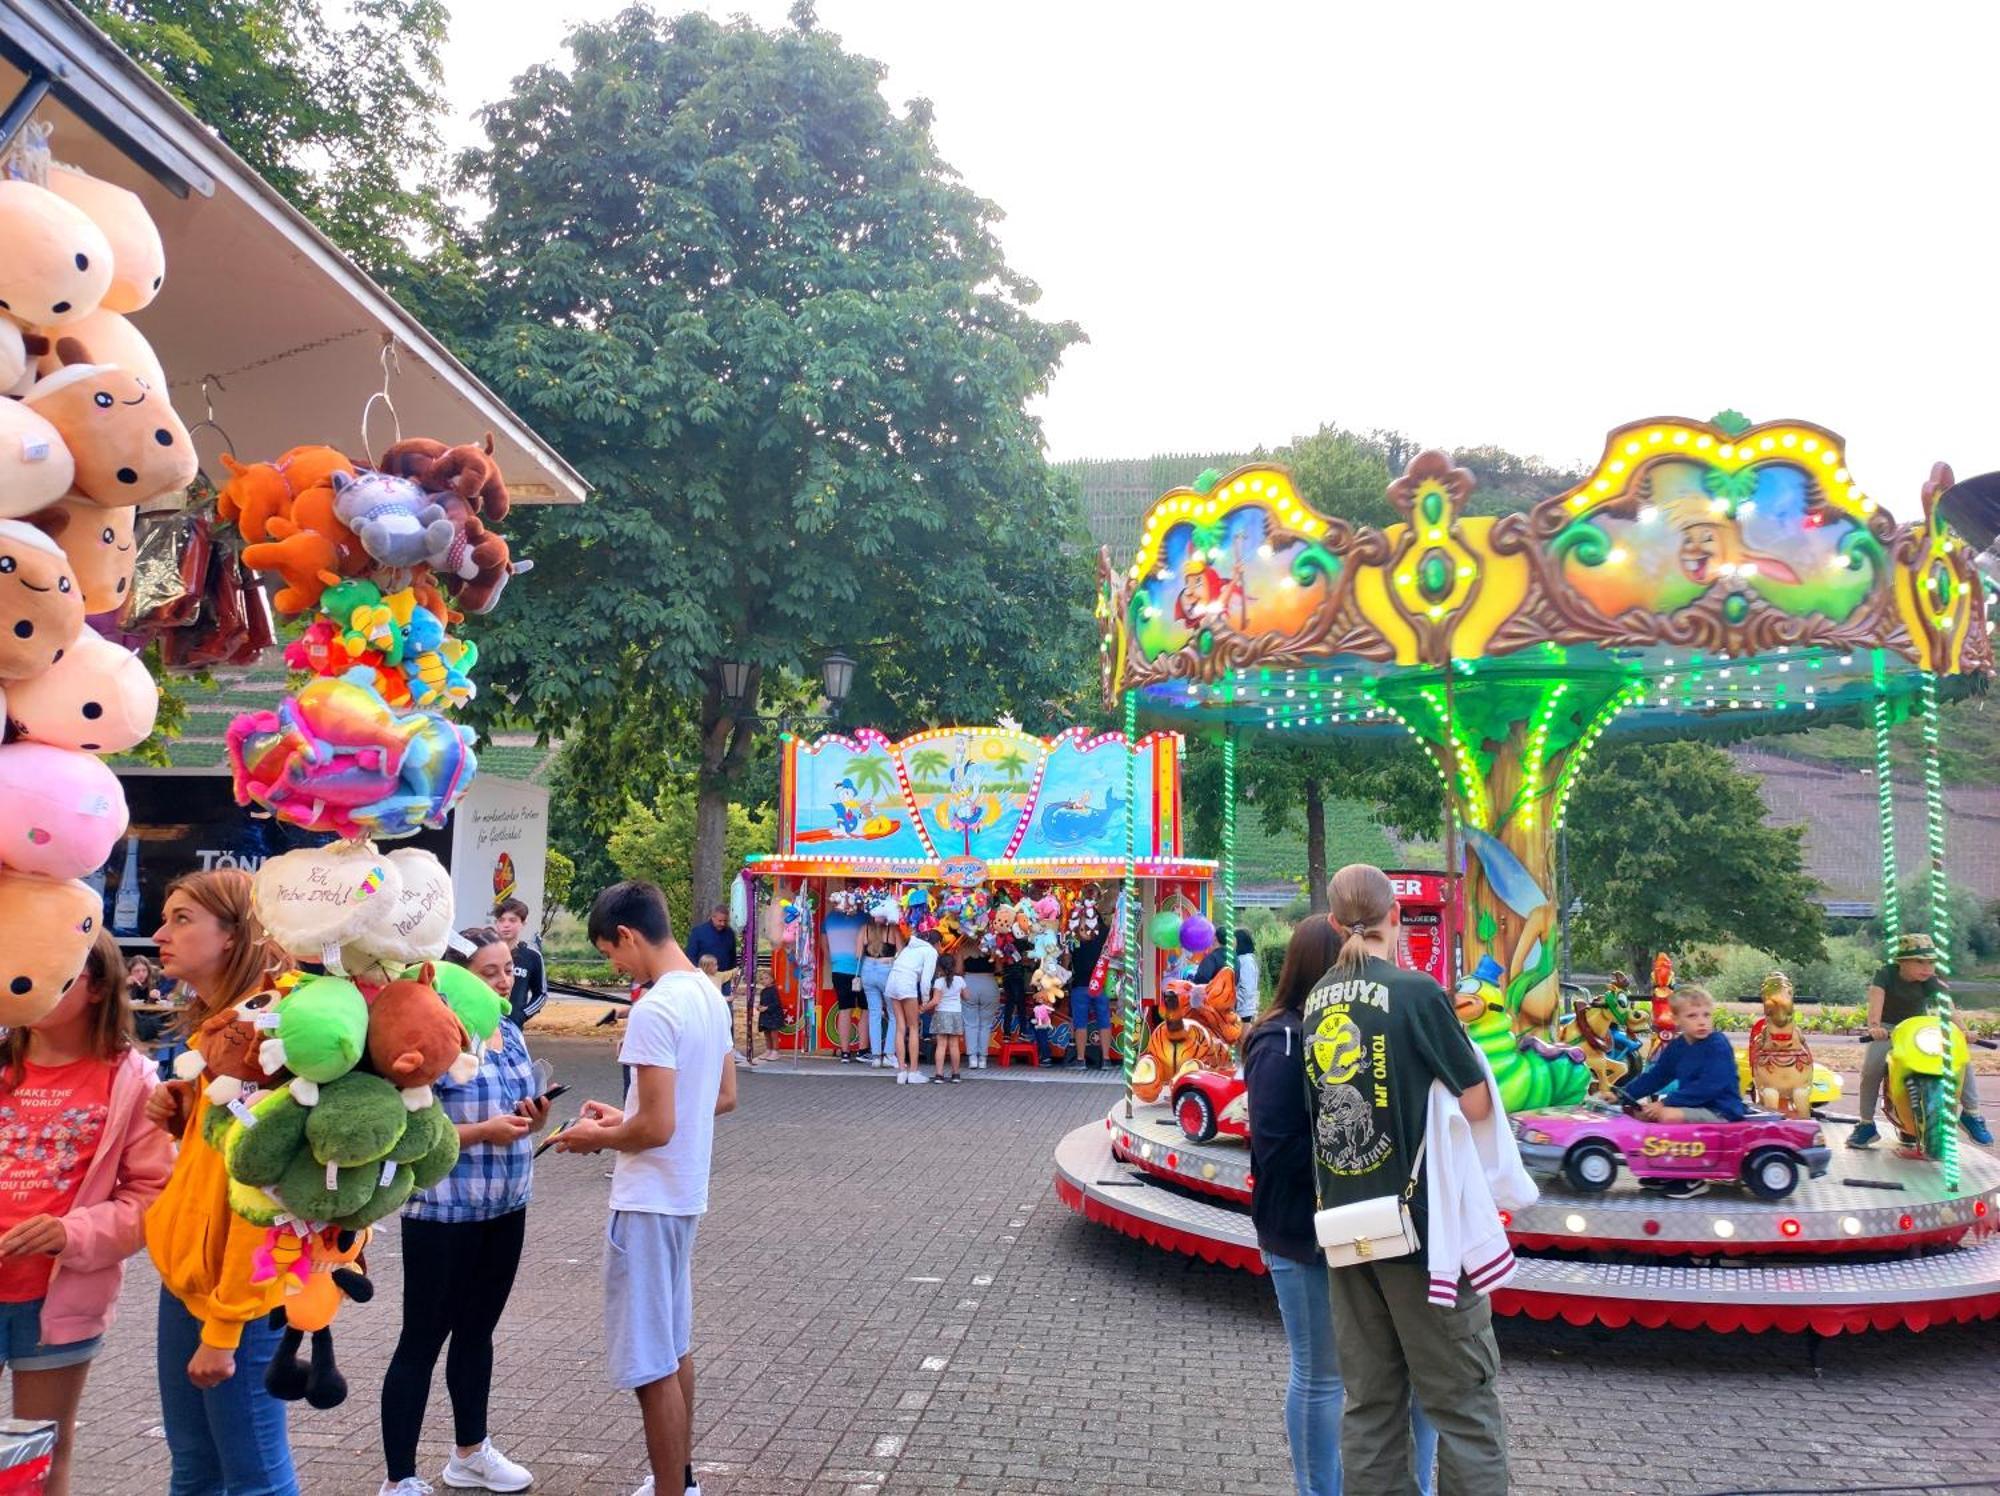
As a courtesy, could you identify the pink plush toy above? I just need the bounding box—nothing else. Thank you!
[0,741,128,878]
[6,627,157,753]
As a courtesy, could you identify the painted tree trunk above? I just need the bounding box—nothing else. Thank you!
[1458,729,1561,1033]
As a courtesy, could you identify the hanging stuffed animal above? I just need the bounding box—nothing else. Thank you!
[262,1227,374,1410]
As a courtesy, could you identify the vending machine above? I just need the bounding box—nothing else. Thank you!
[1386,869,1460,988]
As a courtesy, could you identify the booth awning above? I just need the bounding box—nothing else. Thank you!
[745,855,1216,882]
[0,0,588,505]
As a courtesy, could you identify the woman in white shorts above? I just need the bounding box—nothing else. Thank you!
[882,933,939,1084]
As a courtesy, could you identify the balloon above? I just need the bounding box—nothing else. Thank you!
[1148,911,1184,950]
[1180,915,1217,955]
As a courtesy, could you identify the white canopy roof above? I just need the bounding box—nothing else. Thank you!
[0,0,587,505]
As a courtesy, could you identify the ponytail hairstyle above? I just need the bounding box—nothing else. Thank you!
[1326,863,1398,977]
[1,928,133,1092]
[164,868,285,1037]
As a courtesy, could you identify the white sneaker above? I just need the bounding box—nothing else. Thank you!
[381,1481,436,1496]
[907,1072,928,1085]
[442,1439,533,1492]
[631,1479,655,1496]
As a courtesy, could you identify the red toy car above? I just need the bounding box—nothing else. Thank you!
[1512,1101,1831,1201]
[1171,1069,1249,1144]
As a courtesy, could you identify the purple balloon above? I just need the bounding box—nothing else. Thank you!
[1180,914,1216,955]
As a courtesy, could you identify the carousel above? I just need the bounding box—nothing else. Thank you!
[741,724,1214,1058]
[1055,412,2000,1335]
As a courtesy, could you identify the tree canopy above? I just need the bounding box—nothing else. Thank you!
[1565,741,1827,975]
[444,6,1096,909]
[78,0,454,285]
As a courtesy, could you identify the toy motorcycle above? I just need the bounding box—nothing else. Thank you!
[1874,1013,1971,1160]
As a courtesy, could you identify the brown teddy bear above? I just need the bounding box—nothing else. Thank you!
[378,435,511,521]
[170,992,281,1109]
[22,338,195,507]
[31,496,134,613]
[0,519,85,680]
[0,870,102,1027]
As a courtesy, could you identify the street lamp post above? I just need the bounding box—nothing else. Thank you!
[718,652,858,1061]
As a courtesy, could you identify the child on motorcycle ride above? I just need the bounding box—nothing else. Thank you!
[1851,932,1991,1149]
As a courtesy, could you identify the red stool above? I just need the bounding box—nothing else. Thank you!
[994,1039,1040,1068]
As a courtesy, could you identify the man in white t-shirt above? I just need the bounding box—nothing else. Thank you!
[558,880,737,1496]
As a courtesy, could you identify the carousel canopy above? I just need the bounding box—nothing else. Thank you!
[1097,414,1992,742]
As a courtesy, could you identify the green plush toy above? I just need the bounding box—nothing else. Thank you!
[430,961,506,1047]
[262,975,370,1103]
[407,1113,462,1191]
[305,1072,409,1168]
[227,1178,286,1227]
[387,1100,452,1165]
[276,1150,378,1221]
[335,1162,416,1230]
[202,1099,237,1153]
[224,1088,310,1188]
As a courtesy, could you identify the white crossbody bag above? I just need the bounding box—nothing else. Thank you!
[1312,1133,1426,1269]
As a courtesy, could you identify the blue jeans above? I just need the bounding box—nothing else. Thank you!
[1265,1252,1437,1496]
[156,1287,298,1496]
[861,958,894,1055]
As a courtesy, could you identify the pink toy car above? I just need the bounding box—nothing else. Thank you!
[1512,1101,1831,1201]
[1172,1070,1249,1144]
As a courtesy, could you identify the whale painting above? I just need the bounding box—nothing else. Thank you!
[1039,792,1124,847]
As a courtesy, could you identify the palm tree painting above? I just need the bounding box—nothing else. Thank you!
[907,748,951,787]
[842,756,896,799]
[992,747,1032,788]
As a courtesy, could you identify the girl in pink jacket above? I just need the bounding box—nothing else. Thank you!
[0,928,172,1496]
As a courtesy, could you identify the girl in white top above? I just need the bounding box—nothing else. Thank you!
[882,933,939,1084]
[924,956,968,1084]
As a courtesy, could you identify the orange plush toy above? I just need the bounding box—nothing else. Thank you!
[367,965,470,1109]
[263,1227,373,1409]
[31,496,135,613]
[216,446,354,544]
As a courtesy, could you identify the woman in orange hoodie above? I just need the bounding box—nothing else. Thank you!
[142,869,296,1496]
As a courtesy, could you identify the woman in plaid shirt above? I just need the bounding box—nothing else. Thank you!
[377,928,551,1496]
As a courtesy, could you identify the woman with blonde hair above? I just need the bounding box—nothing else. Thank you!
[142,868,299,1496]
[1308,864,1506,1496]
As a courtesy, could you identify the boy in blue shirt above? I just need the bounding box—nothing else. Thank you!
[1621,986,1746,1123]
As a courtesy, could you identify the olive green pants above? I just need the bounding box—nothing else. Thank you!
[1324,1260,1508,1496]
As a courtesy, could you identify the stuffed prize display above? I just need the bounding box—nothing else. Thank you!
[0,145,186,1026]
[223,432,528,842]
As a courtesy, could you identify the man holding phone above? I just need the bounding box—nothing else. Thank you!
[560,881,737,1496]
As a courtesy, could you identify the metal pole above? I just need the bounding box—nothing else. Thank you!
[1921,669,1959,1194]
[0,71,53,158]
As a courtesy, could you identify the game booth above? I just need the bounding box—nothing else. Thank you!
[1055,415,2000,1336]
[740,725,1214,1061]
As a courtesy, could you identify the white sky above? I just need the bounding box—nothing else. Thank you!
[442,1,2000,516]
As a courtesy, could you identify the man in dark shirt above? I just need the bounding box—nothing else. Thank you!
[686,905,739,990]
[1852,931,1990,1147]
[493,897,548,1027]
[1066,925,1109,1066]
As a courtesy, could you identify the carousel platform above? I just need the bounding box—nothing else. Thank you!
[1054,1102,2000,1334]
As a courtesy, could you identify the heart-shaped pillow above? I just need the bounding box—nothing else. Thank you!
[252,842,404,963]
[340,847,454,979]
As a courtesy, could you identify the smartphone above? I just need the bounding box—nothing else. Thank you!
[534,1116,581,1158]
[540,1083,570,1104]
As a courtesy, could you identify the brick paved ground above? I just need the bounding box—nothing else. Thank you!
[71,1037,2000,1495]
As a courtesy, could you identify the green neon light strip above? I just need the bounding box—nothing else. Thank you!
[1551,681,1643,833]
[1121,689,1142,1086]
[1220,730,1238,955]
[1920,669,1959,1192]
[1870,683,1899,947]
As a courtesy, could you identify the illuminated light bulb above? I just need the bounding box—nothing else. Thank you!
[1457,565,1473,579]
[1818,449,1837,466]
[1738,500,1756,516]
[1719,445,1735,459]
[1594,479,1611,493]
[1834,467,1849,483]
[1710,497,1730,514]
[1697,435,1714,450]
[1740,562,1758,577]
[1760,436,1776,451]
[1625,441,1642,456]
[1647,430,1665,445]
[1608,459,1626,475]
[1638,505,1659,523]
[1563,1213,1587,1234]
[1898,1213,1914,1231]
[1802,437,1819,452]
[1607,547,1629,564]
[1672,431,1689,446]
[1713,1219,1736,1239]
[1397,573,1413,586]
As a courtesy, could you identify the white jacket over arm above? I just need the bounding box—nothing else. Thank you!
[1424,1047,1539,1307]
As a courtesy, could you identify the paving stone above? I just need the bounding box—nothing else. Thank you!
[68,1038,2000,1493]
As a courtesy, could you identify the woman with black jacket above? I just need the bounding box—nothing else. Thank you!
[1245,915,1437,1496]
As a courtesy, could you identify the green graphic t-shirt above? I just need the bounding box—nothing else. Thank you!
[1304,954,1486,1249]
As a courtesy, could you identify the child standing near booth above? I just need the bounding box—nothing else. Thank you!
[926,956,967,1084]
